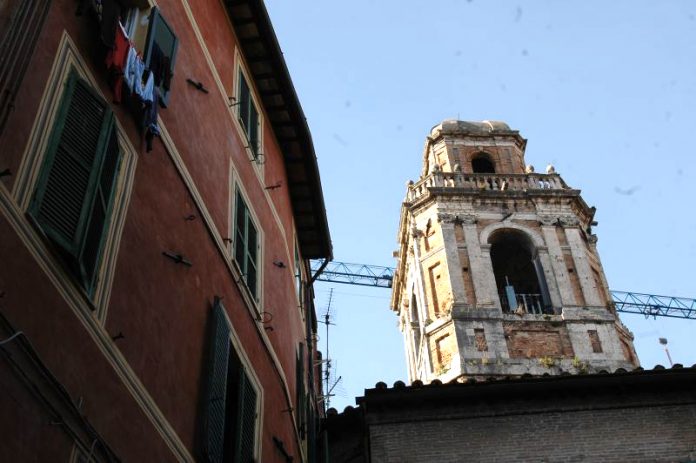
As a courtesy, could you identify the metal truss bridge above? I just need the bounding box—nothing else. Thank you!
[311,260,696,321]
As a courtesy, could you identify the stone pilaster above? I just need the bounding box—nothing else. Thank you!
[566,227,603,307]
[408,221,433,376]
[540,225,576,306]
[437,213,468,305]
[536,247,563,310]
[461,217,501,309]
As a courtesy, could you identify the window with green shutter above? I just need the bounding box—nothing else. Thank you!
[237,72,260,158]
[295,343,306,438]
[29,71,122,295]
[232,368,257,462]
[143,7,178,107]
[203,300,259,463]
[234,190,259,299]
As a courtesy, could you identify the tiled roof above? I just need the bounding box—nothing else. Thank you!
[326,364,696,416]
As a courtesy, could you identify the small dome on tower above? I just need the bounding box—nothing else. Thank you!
[430,120,513,138]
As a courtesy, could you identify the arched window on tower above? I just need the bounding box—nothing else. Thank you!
[489,229,552,314]
[471,153,496,173]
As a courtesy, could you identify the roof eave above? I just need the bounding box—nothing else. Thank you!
[226,0,333,260]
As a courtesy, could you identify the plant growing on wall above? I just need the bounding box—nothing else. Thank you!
[539,356,556,368]
[572,356,590,374]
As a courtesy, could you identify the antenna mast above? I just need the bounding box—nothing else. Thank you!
[321,288,341,411]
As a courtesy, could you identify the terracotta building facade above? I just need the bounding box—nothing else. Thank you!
[0,0,331,461]
[390,120,638,383]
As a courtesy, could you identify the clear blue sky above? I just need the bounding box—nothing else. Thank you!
[265,0,696,410]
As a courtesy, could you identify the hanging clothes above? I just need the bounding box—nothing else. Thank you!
[105,23,130,103]
[125,50,149,101]
[143,89,160,152]
[140,70,155,104]
[123,46,138,92]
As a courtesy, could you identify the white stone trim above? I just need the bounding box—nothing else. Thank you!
[479,221,545,248]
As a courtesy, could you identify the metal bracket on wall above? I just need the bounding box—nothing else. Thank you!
[185,78,209,94]
[162,251,192,267]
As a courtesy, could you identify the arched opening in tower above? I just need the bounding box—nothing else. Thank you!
[471,153,496,173]
[489,229,551,314]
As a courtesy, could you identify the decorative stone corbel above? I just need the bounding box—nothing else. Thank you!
[459,214,477,225]
[537,214,557,226]
[559,216,580,227]
[437,212,457,224]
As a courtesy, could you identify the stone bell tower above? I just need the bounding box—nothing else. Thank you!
[390,120,638,383]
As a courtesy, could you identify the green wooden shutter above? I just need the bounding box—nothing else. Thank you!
[204,298,231,463]
[245,220,257,298]
[80,123,121,289]
[233,192,259,299]
[234,191,246,267]
[296,343,306,436]
[238,74,250,135]
[234,369,257,463]
[29,72,116,290]
[248,104,258,157]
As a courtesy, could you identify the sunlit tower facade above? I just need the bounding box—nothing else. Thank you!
[390,120,639,383]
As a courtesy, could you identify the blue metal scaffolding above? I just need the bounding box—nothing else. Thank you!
[311,260,696,320]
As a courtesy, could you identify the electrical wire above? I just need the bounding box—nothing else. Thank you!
[0,331,23,345]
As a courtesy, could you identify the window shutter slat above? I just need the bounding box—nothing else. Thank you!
[236,369,257,463]
[204,298,231,463]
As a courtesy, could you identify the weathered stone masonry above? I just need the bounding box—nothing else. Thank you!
[390,120,638,383]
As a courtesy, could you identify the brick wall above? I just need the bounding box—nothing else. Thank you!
[368,403,696,463]
[326,368,696,463]
[428,324,456,372]
[503,321,575,359]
